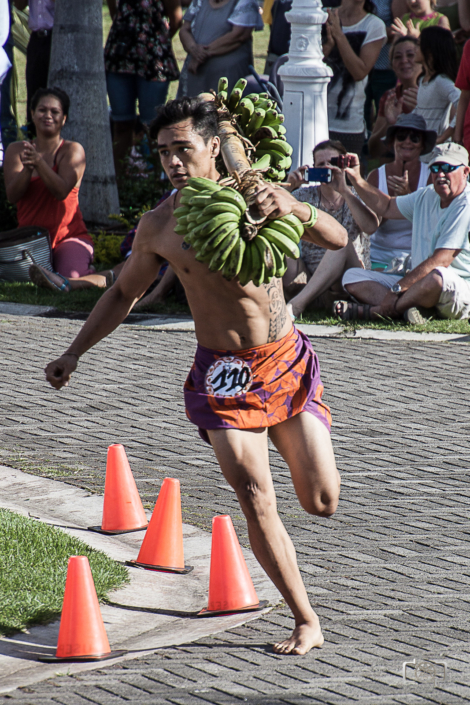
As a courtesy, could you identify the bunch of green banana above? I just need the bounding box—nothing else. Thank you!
[174,177,247,280]
[238,214,303,286]
[174,177,304,287]
[216,77,293,183]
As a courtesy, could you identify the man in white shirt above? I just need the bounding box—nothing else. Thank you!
[338,142,470,322]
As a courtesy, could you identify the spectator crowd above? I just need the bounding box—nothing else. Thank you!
[2,0,470,325]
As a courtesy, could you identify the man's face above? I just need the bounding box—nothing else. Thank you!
[431,163,470,202]
[157,119,220,189]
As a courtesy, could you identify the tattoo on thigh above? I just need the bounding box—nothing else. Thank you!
[265,278,288,342]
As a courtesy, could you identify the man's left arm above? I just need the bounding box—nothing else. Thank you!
[254,183,348,250]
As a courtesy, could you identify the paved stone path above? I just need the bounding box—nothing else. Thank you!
[1,314,470,704]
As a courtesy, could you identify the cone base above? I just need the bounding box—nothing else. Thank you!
[126,559,194,574]
[88,524,148,535]
[197,600,269,617]
[38,650,126,663]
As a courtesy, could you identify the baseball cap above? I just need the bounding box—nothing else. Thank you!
[429,142,469,167]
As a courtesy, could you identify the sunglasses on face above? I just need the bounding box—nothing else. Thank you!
[395,130,422,144]
[429,163,462,174]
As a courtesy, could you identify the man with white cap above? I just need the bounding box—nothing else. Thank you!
[336,142,470,323]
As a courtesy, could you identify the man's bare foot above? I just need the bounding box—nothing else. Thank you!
[273,620,324,655]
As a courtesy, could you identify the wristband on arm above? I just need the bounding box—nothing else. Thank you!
[301,203,318,229]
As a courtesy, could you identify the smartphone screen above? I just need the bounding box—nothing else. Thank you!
[305,168,332,183]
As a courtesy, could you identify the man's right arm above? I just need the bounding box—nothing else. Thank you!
[45,213,164,389]
[344,153,404,220]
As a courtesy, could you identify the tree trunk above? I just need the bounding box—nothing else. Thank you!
[48,0,119,224]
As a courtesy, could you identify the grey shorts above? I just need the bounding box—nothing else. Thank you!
[342,266,470,320]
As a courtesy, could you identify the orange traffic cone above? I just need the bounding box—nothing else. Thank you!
[127,478,193,574]
[89,444,148,534]
[198,515,268,616]
[39,556,125,662]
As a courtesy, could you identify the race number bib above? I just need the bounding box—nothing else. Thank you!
[205,356,253,397]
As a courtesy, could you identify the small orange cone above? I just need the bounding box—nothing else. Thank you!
[127,478,193,574]
[198,515,268,616]
[39,556,125,662]
[89,444,148,534]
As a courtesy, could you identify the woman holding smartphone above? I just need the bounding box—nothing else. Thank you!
[283,140,379,319]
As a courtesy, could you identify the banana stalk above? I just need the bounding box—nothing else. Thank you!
[217,111,266,225]
[217,115,251,180]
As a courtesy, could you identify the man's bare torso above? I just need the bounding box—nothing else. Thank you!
[141,192,292,351]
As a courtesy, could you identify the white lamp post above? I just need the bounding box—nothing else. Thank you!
[278,0,332,171]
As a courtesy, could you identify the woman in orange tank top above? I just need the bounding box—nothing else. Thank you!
[3,87,97,287]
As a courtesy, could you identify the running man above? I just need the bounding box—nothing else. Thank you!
[45,97,348,655]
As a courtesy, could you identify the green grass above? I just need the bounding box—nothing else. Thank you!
[0,508,129,636]
[0,281,107,312]
[295,308,470,335]
[2,281,470,333]
[0,281,190,315]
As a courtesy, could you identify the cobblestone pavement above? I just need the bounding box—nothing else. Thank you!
[1,314,470,704]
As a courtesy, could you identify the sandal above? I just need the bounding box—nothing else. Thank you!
[333,300,371,321]
[29,264,70,292]
[105,269,116,287]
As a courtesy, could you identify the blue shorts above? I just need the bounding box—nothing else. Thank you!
[106,72,169,124]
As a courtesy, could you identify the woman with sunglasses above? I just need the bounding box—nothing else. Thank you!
[365,113,436,273]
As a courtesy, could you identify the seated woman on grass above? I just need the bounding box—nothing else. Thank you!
[3,87,107,292]
[284,140,379,320]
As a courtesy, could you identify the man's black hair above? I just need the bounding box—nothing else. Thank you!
[149,97,219,143]
[30,87,70,117]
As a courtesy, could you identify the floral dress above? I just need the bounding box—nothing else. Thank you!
[292,185,371,273]
[105,0,179,82]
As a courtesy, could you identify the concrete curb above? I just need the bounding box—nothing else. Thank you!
[130,318,470,343]
[0,466,280,694]
[1,304,469,342]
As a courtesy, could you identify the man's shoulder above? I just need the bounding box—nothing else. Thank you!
[142,192,176,223]
[134,192,176,245]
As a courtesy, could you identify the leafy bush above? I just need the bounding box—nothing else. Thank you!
[117,151,170,228]
[92,231,123,266]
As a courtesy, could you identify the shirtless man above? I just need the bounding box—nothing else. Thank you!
[45,97,348,655]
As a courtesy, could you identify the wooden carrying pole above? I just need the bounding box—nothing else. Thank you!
[217,111,266,225]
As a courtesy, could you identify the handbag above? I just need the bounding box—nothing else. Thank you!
[0,226,53,282]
